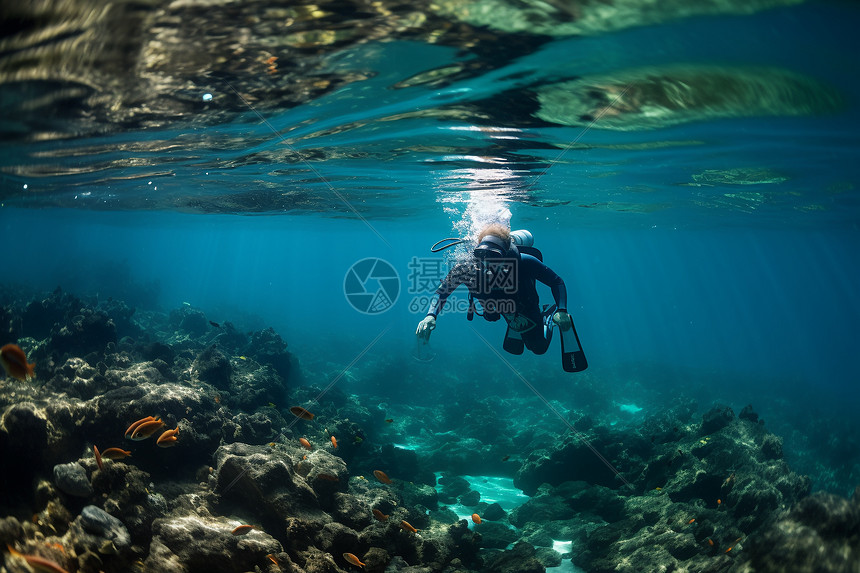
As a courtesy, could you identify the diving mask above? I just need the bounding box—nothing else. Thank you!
[473,235,509,260]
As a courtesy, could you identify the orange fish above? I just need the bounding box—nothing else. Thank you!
[0,344,36,381]
[385,418,394,424]
[299,438,312,450]
[373,470,392,484]
[717,499,722,506]
[156,428,179,447]
[124,416,158,439]
[471,513,481,524]
[130,419,165,440]
[266,554,278,565]
[6,545,70,573]
[330,436,338,449]
[214,393,221,404]
[289,406,314,420]
[231,524,255,535]
[93,445,104,471]
[687,518,696,525]
[316,473,339,482]
[372,509,388,522]
[400,520,418,533]
[101,448,132,460]
[343,552,365,568]
[707,538,715,546]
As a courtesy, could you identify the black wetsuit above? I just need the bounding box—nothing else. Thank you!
[426,252,568,354]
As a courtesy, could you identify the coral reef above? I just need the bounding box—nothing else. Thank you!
[0,290,857,573]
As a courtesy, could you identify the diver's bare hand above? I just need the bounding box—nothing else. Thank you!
[416,315,436,339]
[553,311,572,331]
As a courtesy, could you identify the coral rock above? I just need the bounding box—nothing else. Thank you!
[150,514,282,573]
[53,462,93,497]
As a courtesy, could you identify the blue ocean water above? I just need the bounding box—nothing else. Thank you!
[1,1,859,570]
[3,209,858,491]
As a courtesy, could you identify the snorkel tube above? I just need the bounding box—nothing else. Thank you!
[430,237,467,252]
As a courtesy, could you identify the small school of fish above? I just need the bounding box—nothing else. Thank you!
[281,407,430,566]
[123,416,179,448]
[124,416,163,440]
[0,369,488,573]
[92,416,181,472]
[0,340,487,571]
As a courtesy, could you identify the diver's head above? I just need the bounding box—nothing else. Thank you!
[474,224,512,260]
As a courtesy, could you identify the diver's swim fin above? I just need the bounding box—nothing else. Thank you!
[559,314,587,372]
[503,324,524,355]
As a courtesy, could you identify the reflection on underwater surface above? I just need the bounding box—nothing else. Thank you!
[1,0,860,572]
[0,0,857,224]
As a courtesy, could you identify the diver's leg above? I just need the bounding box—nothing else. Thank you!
[503,324,525,354]
[521,311,550,355]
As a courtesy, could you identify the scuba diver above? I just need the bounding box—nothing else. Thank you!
[415,224,587,372]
